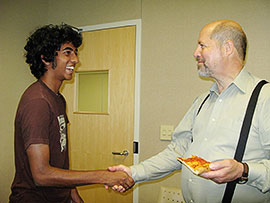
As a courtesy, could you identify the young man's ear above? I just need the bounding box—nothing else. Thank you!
[41,55,51,66]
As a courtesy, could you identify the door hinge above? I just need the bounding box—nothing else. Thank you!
[133,141,139,154]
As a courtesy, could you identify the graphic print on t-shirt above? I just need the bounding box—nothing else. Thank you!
[57,115,67,152]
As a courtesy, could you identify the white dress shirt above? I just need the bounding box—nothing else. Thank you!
[131,68,270,203]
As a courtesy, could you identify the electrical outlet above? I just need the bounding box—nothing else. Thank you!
[160,125,174,141]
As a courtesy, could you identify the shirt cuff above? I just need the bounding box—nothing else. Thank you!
[130,164,148,183]
[247,162,266,191]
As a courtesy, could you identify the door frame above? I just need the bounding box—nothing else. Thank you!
[78,19,141,203]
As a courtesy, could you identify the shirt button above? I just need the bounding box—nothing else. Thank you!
[219,99,222,102]
[190,200,194,203]
[204,138,208,141]
[212,118,216,122]
[189,179,193,182]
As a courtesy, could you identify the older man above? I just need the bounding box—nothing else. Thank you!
[109,20,270,203]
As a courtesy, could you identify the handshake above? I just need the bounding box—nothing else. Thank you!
[104,165,133,192]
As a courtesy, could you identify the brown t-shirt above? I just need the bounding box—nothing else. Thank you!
[9,80,71,203]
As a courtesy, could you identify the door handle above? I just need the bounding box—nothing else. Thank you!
[112,150,129,156]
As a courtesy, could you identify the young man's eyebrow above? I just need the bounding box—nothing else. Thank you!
[63,47,74,51]
[62,47,78,53]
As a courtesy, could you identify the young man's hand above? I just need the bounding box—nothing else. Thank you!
[105,165,134,192]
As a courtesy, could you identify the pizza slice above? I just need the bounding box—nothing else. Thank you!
[177,155,211,175]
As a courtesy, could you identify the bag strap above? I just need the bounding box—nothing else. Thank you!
[222,80,268,203]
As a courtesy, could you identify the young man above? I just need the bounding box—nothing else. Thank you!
[109,20,270,203]
[9,24,134,203]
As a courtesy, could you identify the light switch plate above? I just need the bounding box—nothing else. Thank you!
[160,125,174,141]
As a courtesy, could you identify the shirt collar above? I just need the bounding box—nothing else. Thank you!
[232,68,250,94]
[209,68,249,95]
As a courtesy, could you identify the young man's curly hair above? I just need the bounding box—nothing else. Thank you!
[24,24,82,79]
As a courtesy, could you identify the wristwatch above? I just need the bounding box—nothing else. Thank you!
[237,162,249,184]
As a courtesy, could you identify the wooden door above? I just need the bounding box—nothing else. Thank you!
[61,26,135,203]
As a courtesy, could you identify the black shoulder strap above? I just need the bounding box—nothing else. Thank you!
[192,94,210,142]
[196,94,210,116]
[222,80,268,203]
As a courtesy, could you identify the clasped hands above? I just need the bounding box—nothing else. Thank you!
[105,165,133,193]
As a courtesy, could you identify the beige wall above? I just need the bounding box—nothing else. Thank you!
[0,0,48,200]
[1,0,270,202]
